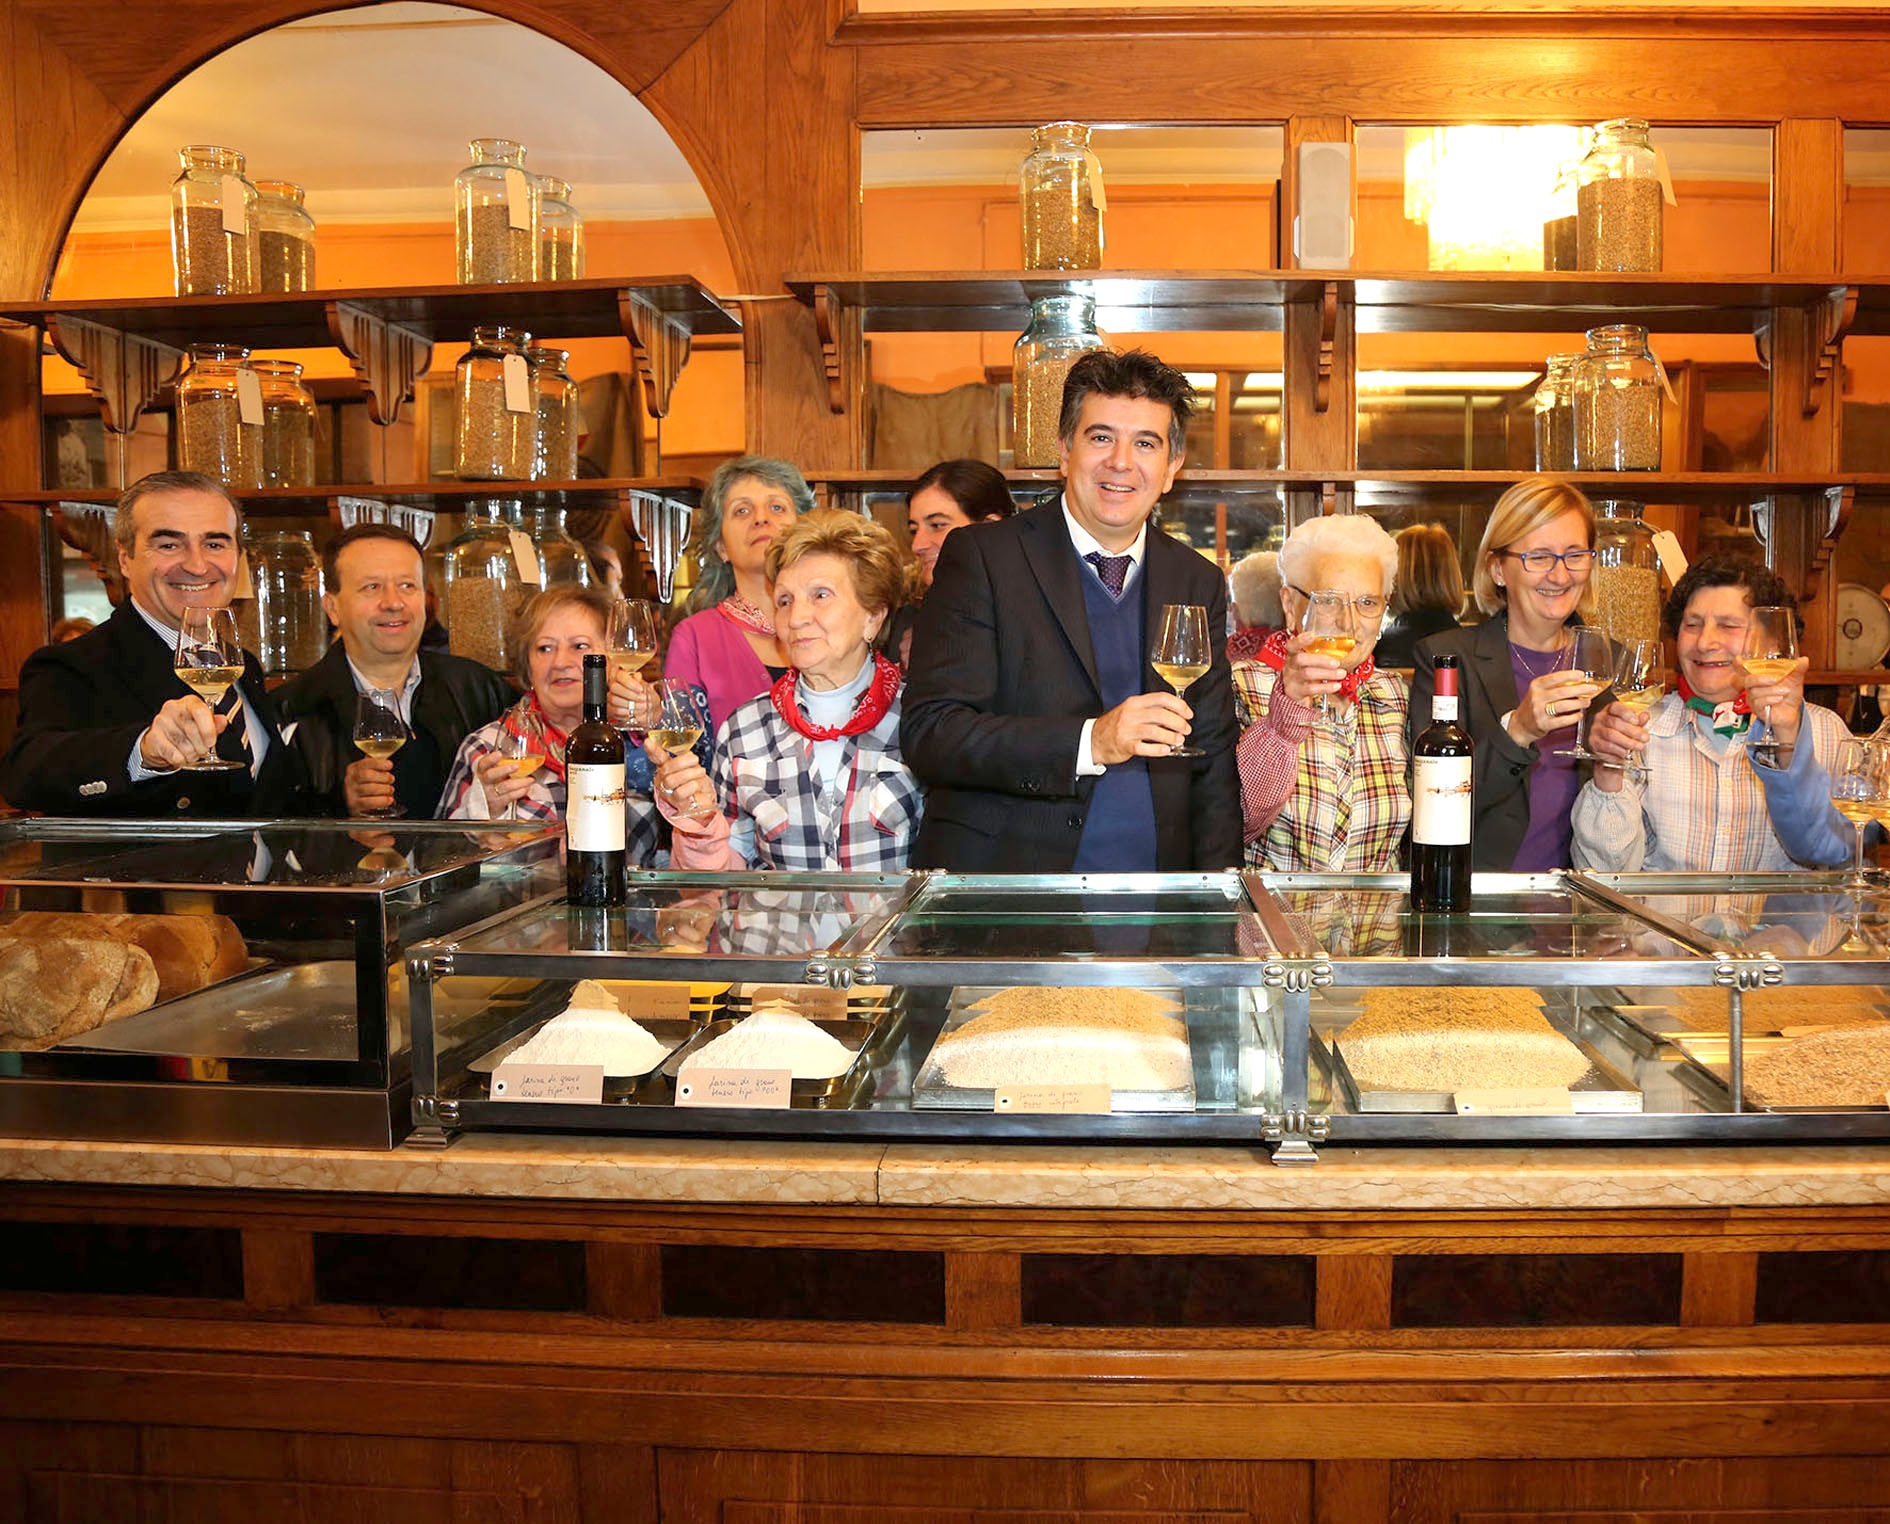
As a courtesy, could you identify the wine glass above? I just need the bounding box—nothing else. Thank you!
[1298,589,1358,728]
[606,598,660,727]
[171,607,247,772]
[351,687,408,819]
[1742,606,1798,767]
[1150,603,1210,757]
[494,725,545,822]
[1830,739,1883,890]
[653,679,714,819]
[1605,636,1665,782]
[1564,627,1614,761]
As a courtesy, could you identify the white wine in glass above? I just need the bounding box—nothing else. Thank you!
[606,599,660,686]
[1151,603,1210,757]
[352,687,408,818]
[1742,606,1798,766]
[172,606,247,772]
[655,679,715,818]
[1605,637,1665,782]
[494,725,543,821]
[1297,590,1358,729]
[1565,627,1614,762]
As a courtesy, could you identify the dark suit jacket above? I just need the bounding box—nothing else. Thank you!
[901,498,1241,872]
[0,600,298,817]
[271,641,516,817]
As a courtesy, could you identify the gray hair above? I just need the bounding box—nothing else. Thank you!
[115,470,239,552]
[1228,550,1284,628]
[1277,513,1399,598]
[682,454,816,614]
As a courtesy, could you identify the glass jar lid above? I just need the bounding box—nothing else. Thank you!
[470,324,532,350]
[253,179,305,205]
[1030,122,1092,150]
[179,145,245,174]
[466,138,528,167]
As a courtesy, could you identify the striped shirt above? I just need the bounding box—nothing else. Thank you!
[1570,693,1853,873]
[1233,659,1411,872]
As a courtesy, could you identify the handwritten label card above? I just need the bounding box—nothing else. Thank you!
[491,1063,603,1103]
[608,981,693,1022]
[1453,1088,1575,1116]
[676,1068,792,1108]
[995,1083,1112,1115]
[742,983,846,1019]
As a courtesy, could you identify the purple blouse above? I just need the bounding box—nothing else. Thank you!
[665,604,774,739]
[1508,641,1581,871]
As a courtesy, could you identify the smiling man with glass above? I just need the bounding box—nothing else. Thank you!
[0,470,296,816]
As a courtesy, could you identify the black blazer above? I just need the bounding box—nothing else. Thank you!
[0,601,298,817]
[901,498,1241,872]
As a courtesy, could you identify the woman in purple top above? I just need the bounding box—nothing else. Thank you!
[665,455,814,735]
[1408,479,1604,871]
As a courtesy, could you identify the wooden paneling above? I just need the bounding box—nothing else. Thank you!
[1680,1251,1758,1328]
[1391,1457,1890,1521]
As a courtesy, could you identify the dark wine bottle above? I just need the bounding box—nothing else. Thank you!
[1411,653,1473,913]
[565,653,626,907]
[1852,683,1884,737]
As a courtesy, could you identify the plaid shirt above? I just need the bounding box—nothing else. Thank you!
[1232,659,1411,872]
[710,689,923,872]
[1571,694,1852,873]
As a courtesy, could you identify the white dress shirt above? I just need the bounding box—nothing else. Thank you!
[127,600,272,781]
[1061,496,1149,777]
[345,653,423,723]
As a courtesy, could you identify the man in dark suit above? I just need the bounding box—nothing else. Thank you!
[902,349,1241,872]
[0,470,298,816]
[272,524,515,818]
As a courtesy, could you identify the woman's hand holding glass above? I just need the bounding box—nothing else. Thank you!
[643,681,717,823]
[1741,606,1802,764]
[1588,637,1664,788]
[1507,666,1604,748]
[1277,629,1350,710]
[1297,590,1357,727]
[643,738,718,827]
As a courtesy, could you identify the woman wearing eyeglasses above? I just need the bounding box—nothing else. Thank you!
[1408,478,1604,871]
[1234,514,1407,870]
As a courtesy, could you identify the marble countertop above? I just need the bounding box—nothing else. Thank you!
[4,1133,1890,1210]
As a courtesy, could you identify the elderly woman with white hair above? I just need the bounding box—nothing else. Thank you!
[1232,513,1407,871]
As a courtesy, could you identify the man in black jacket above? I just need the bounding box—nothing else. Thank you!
[273,524,515,818]
[0,471,299,817]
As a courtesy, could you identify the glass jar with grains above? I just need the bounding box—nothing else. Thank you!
[171,146,256,296]
[455,138,537,284]
[531,501,591,588]
[454,326,536,481]
[1542,158,1580,272]
[1532,353,1582,472]
[235,529,325,676]
[1573,324,1663,471]
[527,345,581,481]
[253,180,315,293]
[1020,122,1105,270]
[1589,500,1661,649]
[1012,294,1104,469]
[251,360,317,488]
[536,176,585,281]
[1577,118,1663,273]
[175,344,263,488]
[443,499,525,673]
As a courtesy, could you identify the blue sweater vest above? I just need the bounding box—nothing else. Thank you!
[1072,560,1159,872]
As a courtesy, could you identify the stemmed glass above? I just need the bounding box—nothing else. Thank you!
[1298,589,1358,729]
[1564,627,1614,761]
[653,679,715,819]
[494,725,546,822]
[1742,606,1798,767]
[351,687,407,819]
[606,598,660,727]
[171,607,247,772]
[1830,739,1883,890]
[1605,637,1665,783]
[1150,603,1210,757]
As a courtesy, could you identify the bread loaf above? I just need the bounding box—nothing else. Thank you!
[0,936,158,1049]
[0,912,246,1001]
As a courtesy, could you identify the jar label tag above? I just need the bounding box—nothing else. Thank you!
[1652,145,1679,207]
[504,168,532,232]
[235,366,265,426]
[502,351,531,413]
[220,176,247,237]
[510,528,543,585]
[1650,529,1689,583]
[231,551,255,601]
[1084,150,1109,213]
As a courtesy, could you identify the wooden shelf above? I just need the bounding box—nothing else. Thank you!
[7,477,704,517]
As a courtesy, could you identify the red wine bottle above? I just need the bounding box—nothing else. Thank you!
[1411,653,1473,913]
[565,653,626,907]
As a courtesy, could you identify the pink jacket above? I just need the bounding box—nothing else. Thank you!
[664,605,775,738]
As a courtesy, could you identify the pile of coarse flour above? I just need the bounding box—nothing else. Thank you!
[933,987,1192,1092]
[681,1007,857,1080]
[504,980,673,1076]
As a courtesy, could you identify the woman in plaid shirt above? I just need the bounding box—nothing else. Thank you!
[648,511,922,872]
[1233,515,1409,871]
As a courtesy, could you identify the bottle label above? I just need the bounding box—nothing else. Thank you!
[1412,756,1473,846]
[566,763,625,851]
[1432,694,1459,723]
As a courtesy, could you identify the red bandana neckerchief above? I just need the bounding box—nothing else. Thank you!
[1256,627,1375,703]
[1676,670,1752,736]
[719,595,776,637]
[1227,623,1275,662]
[771,654,901,742]
[501,694,572,783]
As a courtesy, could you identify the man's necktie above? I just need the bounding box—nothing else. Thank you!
[1084,551,1132,598]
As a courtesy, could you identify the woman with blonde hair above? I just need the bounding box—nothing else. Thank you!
[1375,523,1464,668]
[649,510,922,871]
[1408,477,1604,870]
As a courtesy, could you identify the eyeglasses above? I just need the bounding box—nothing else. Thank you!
[1287,584,1387,619]
[1500,548,1596,575]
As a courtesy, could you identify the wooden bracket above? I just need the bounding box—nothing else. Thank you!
[46,315,184,433]
[1803,285,1857,418]
[324,301,432,425]
[1320,480,1337,515]
[619,487,696,604]
[1813,484,1854,578]
[619,291,693,420]
[50,499,125,603]
[811,286,847,415]
[1314,281,1339,414]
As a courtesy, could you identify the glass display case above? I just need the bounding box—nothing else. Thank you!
[407,869,1890,1159]
[0,819,560,1147]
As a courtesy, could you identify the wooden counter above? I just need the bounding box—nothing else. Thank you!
[3,1134,1890,1520]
